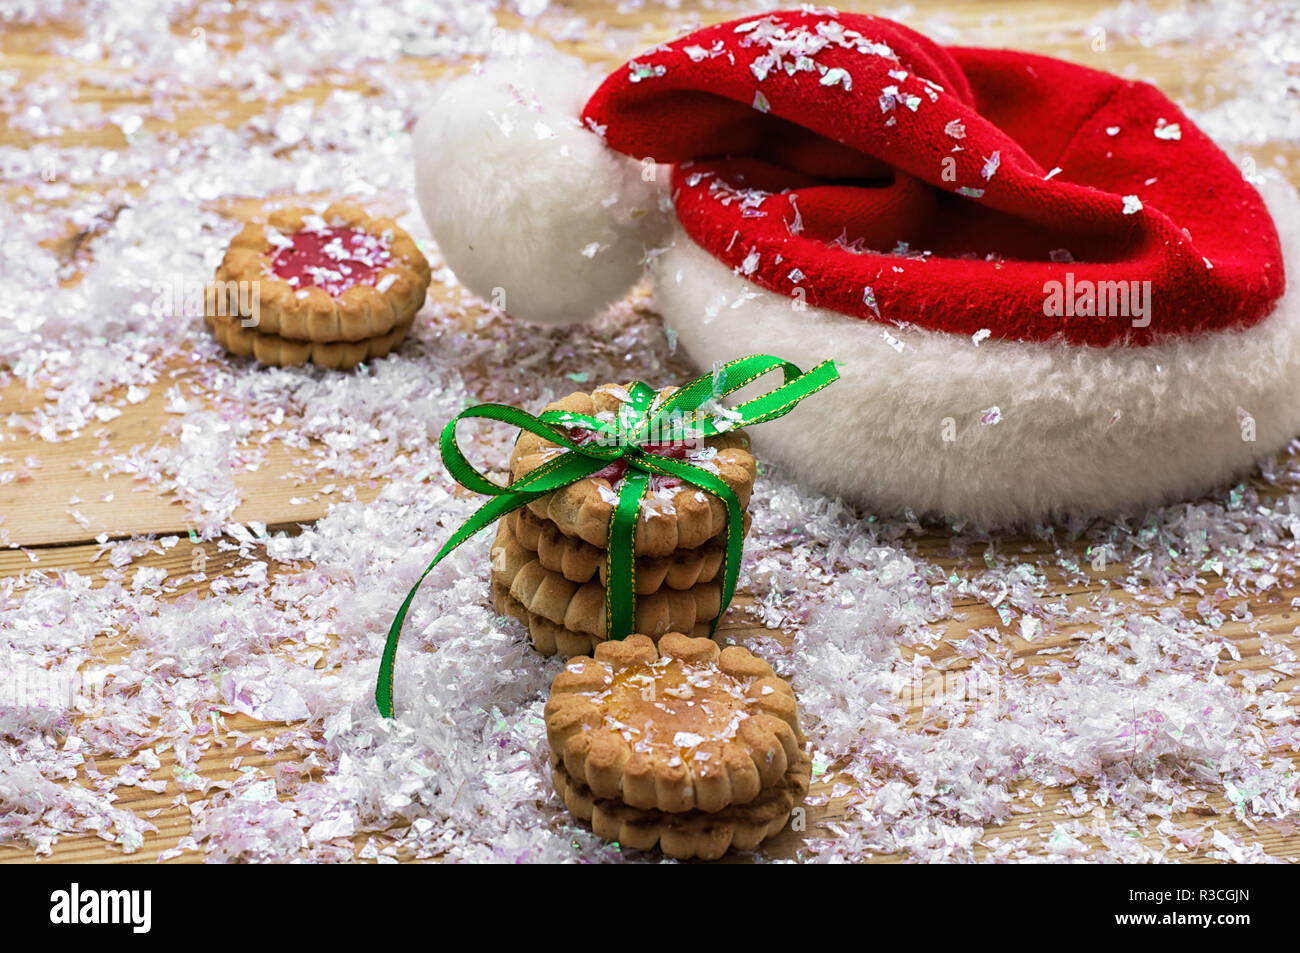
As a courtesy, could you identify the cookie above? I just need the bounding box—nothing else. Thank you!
[510,384,756,556]
[544,633,803,814]
[551,751,809,861]
[491,520,721,639]
[205,309,413,370]
[492,580,711,657]
[209,201,430,344]
[508,507,751,593]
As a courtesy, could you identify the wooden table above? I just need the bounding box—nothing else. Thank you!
[2,0,1297,863]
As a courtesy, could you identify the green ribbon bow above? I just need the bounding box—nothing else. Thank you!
[375,354,839,717]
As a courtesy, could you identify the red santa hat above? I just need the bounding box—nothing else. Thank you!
[413,10,1299,525]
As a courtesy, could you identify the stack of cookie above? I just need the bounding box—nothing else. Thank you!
[545,633,811,860]
[490,383,757,656]
[205,202,430,370]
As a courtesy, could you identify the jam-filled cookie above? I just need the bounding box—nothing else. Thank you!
[491,520,720,648]
[510,384,755,555]
[205,310,414,370]
[205,202,429,368]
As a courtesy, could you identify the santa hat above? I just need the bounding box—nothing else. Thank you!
[413,10,1299,525]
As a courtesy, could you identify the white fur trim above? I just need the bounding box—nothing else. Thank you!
[652,175,1300,526]
[413,54,668,325]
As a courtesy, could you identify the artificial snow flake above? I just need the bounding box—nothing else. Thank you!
[785,194,804,236]
[628,60,666,83]
[1154,118,1182,140]
[879,85,921,112]
[981,151,1001,181]
[862,285,881,317]
[1122,194,1144,215]
[114,113,144,136]
[820,67,853,91]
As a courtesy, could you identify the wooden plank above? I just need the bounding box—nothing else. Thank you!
[2,519,1295,863]
[0,359,386,546]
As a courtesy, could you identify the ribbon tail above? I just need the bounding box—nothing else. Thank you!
[644,355,793,426]
[377,441,623,716]
[375,490,533,718]
[604,470,649,641]
[643,355,840,441]
[712,486,745,638]
[727,358,840,427]
[440,403,623,495]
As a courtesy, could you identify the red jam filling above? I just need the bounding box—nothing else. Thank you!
[269,226,391,297]
[568,427,688,488]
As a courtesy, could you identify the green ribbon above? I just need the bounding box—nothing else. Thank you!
[375,354,839,717]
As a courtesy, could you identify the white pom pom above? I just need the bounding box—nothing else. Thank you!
[413,54,668,325]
